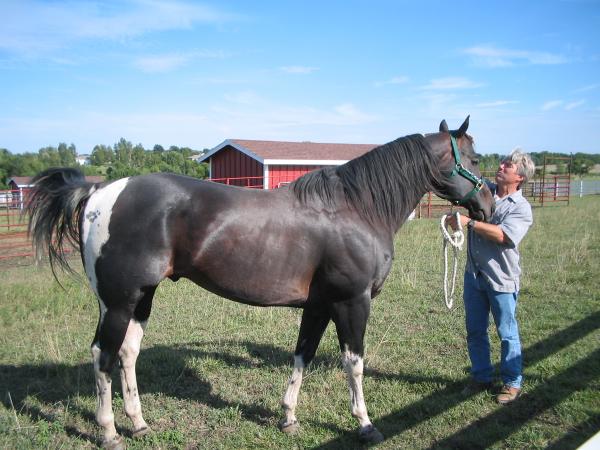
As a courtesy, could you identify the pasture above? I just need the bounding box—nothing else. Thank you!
[1,196,598,449]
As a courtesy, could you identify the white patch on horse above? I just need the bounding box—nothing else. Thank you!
[342,348,372,429]
[281,354,304,428]
[81,178,129,302]
[91,343,119,445]
[118,319,149,434]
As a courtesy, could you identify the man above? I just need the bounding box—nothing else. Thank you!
[448,148,535,404]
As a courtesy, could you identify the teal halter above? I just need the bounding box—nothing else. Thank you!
[449,135,485,205]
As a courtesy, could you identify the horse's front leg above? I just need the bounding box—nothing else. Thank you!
[280,307,330,433]
[331,294,384,444]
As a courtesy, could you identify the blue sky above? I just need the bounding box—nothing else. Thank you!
[1,0,599,155]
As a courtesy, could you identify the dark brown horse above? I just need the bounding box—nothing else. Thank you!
[27,117,493,448]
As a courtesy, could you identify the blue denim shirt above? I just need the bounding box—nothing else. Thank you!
[466,183,533,292]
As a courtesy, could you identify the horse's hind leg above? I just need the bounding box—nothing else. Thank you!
[330,294,384,444]
[91,306,132,450]
[118,289,154,438]
[91,287,155,449]
[280,307,329,433]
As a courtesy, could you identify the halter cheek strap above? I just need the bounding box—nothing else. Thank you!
[449,135,484,205]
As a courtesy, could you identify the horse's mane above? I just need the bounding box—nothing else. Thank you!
[291,134,441,229]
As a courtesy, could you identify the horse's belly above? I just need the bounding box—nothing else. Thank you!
[187,241,317,307]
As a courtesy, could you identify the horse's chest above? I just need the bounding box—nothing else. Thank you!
[370,252,393,298]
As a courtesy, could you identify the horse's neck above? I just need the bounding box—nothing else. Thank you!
[392,184,430,233]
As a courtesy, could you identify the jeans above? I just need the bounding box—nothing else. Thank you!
[463,272,522,388]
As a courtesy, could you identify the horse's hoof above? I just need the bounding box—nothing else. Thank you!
[278,419,300,434]
[132,426,152,438]
[101,435,125,450]
[359,425,384,444]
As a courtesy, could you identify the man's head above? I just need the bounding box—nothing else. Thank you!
[496,148,535,190]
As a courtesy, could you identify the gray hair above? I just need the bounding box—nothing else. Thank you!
[503,148,535,187]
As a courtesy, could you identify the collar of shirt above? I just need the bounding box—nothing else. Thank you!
[494,188,523,204]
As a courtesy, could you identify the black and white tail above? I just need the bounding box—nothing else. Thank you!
[26,167,96,274]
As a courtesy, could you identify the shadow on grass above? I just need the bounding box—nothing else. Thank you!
[1,310,598,449]
[0,340,291,446]
[314,309,600,449]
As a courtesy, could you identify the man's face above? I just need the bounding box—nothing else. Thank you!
[495,160,524,187]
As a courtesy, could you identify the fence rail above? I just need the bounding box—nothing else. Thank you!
[2,176,597,265]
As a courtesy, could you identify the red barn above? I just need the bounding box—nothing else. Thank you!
[199,139,379,189]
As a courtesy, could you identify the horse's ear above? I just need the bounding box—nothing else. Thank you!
[456,115,470,137]
[439,120,449,133]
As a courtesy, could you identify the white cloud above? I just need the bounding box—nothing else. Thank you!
[134,54,189,73]
[541,100,564,111]
[280,66,318,74]
[212,101,376,130]
[464,45,569,67]
[133,50,229,73]
[223,90,264,105]
[333,103,375,123]
[421,77,484,90]
[475,100,519,108]
[565,100,585,110]
[374,76,409,87]
[573,83,599,93]
[0,0,236,56]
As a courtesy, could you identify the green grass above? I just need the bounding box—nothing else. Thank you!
[1,196,599,449]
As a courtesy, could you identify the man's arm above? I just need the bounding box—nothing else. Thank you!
[447,214,508,245]
[467,220,508,245]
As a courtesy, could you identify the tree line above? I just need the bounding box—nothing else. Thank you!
[1,140,598,190]
[0,139,208,189]
[475,152,599,176]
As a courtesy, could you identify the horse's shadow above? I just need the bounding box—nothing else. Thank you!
[1,340,285,446]
[0,338,456,447]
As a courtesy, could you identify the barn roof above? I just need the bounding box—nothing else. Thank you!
[199,139,379,165]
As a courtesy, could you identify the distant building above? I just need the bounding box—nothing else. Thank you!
[76,154,91,165]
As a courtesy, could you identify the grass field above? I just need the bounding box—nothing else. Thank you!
[0,196,598,449]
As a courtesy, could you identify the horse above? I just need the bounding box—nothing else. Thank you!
[26,117,494,448]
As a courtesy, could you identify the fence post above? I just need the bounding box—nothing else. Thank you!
[580,180,583,198]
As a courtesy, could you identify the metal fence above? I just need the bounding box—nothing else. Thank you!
[0,189,31,261]
[572,179,600,196]
[2,176,598,264]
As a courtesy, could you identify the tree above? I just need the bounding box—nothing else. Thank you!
[58,142,77,166]
[38,146,61,166]
[0,149,11,188]
[572,156,594,175]
[91,145,114,165]
[131,144,146,169]
[114,138,133,165]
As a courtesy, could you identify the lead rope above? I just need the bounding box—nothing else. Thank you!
[440,212,464,309]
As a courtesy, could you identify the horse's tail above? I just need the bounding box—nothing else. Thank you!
[26,167,96,275]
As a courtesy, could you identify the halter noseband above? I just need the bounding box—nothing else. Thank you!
[448,135,484,205]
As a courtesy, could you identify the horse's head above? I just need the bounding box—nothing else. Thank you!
[429,116,495,222]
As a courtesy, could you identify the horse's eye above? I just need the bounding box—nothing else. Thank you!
[471,159,479,166]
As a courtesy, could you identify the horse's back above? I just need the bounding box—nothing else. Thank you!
[82,172,391,308]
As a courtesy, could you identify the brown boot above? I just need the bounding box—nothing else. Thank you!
[496,385,521,405]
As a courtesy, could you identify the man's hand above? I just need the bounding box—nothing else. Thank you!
[445,212,470,231]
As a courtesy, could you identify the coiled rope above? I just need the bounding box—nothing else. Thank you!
[440,212,464,309]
